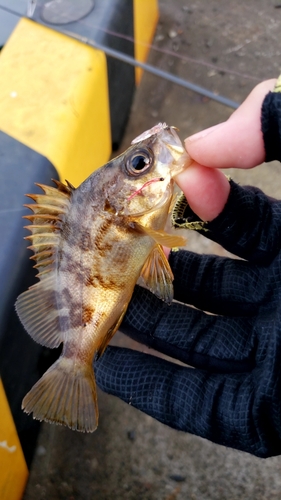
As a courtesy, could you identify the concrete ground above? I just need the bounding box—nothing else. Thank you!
[23,1,281,499]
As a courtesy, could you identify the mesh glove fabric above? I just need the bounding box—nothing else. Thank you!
[262,88,281,162]
[96,89,281,458]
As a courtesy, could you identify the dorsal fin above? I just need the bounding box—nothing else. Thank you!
[24,179,72,274]
[16,179,74,348]
[37,178,75,196]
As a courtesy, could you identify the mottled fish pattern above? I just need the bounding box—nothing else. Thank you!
[15,123,190,432]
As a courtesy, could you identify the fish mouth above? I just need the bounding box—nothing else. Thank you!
[127,177,165,201]
[126,179,173,217]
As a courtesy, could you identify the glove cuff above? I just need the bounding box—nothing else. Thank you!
[262,75,281,162]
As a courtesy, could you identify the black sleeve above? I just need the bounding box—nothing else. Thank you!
[262,90,281,162]
[172,181,281,265]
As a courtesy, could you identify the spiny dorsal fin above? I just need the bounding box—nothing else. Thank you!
[23,214,61,223]
[51,178,75,194]
[24,203,66,216]
[24,224,58,234]
[23,179,72,274]
[16,180,73,348]
[25,193,70,208]
[29,250,53,262]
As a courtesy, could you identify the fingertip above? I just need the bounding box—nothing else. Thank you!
[184,79,277,169]
[184,122,224,144]
[175,163,230,221]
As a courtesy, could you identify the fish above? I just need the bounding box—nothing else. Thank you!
[15,122,190,432]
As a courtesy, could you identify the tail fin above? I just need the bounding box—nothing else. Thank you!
[22,357,98,432]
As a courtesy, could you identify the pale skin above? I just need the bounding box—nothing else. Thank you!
[175,79,277,221]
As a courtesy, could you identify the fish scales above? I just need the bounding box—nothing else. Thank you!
[15,123,191,432]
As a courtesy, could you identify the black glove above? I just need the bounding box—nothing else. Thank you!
[96,91,281,458]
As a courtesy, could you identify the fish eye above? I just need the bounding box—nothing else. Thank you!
[125,148,154,177]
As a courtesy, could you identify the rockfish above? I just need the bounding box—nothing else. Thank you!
[15,123,190,432]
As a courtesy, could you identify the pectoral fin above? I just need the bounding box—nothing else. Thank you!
[140,245,174,304]
[134,222,186,248]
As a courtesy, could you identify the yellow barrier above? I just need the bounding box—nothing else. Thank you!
[0,18,111,187]
[134,0,159,84]
[0,380,28,500]
[0,5,158,498]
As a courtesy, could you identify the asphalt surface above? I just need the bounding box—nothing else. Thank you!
[23,1,281,499]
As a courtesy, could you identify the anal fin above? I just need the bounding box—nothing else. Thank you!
[139,244,174,304]
[96,305,128,358]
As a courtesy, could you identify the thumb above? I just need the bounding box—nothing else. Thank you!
[175,164,230,221]
[184,79,277,169]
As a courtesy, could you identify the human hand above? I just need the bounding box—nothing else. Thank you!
[176,78,277,221]
[95,79,281,457]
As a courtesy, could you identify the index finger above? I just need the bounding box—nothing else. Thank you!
[184,79,276,170]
